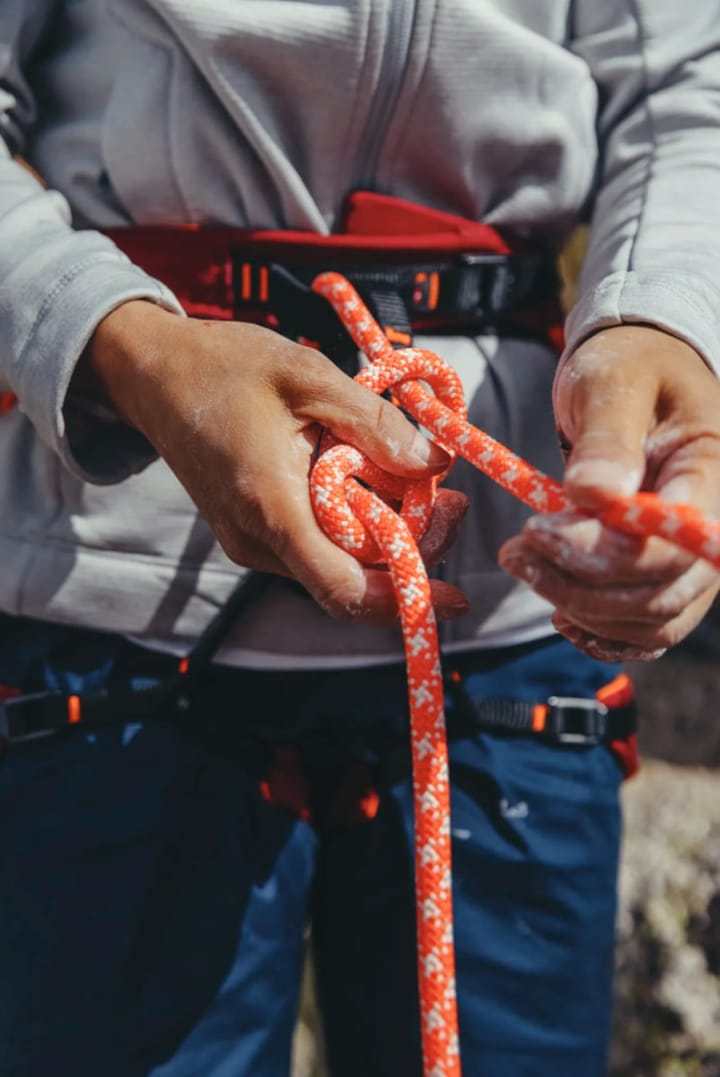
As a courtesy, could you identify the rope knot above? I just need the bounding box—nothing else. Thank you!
[311,443,433,566]
[309,272,467,569]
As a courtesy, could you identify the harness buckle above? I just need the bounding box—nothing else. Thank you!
[229,249,561,373]
[0,690,69,745]
[542,696,610,745]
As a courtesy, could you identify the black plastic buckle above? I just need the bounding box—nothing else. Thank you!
[0,690,69,745]
[232,261,361,376]
[542,696,609,745]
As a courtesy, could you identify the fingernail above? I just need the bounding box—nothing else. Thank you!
[412,435,450,470]
[436,599,470,622]
[565,460,640,495]
[523,521,563,554]
[499,554,540,584]
[557,622,583,644]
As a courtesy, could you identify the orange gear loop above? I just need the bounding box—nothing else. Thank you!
[309,271,720,1077]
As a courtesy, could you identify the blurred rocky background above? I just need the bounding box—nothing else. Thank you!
[612,620,720,1077]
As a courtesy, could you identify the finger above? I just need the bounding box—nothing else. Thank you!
[281,524,469,624]
[498,537,719,629]
[554,331,656,510]
[552,616,667,663]
[293,357,450,478]
[241,450,466,623]
[417,489,470,569]
[210,522,294,578]
[357,572,469,625]
[219,537,469,625]
[555,608,700,650]
[651,430,720,515]
[520,512,695,583]
[430,579,470,622]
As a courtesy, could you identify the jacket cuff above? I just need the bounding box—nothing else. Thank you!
[561,269,720,377]
[4,242,184,484]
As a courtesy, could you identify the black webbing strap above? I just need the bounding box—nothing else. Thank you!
[0,572,272,747]
[470,697,635,744]
[0,665,636,752]
[0,683,174,743]
[234,253,560,372]
[444,676,637,746]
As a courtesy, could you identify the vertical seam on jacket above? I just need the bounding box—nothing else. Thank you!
[108,2,193,222]
[165,47,193,221]
[383,0,439,177]
[624,0,656,278]
[335,0,374,213]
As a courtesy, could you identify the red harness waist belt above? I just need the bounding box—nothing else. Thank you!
[104,191,563,353]
[0,193,563,417]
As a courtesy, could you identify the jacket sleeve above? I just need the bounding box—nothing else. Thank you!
[565,0,720,371]
[0,3,184,484]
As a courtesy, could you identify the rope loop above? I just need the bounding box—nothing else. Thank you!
[311,443,435,565]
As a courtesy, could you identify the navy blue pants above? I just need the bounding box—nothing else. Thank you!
[0,615,624,1076]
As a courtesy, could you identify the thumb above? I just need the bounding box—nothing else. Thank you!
[555,345,656,512]
[314,368,450,478]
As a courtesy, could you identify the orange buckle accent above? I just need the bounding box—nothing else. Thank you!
[240,262,252,301]
[411,270,440,311]
[427,270,440,310]
[327,761,381,829]
[67,694,82,724]
[259,265,269,303]
[238,262,270,304]
[532,703,548,732]
[385,326,412,346]
[260,747,311,822]
[596,672,634,708]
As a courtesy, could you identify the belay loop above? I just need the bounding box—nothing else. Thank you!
[309,271,720,1077]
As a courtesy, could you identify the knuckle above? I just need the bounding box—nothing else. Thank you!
[291,344,334,384]
[215,527,249,567]
[650,592,687,621]
[582,638,631,663]
[267,523,293,563]
[649,575,702,620]
[312,582,362,621]
[374,394,408,445]
[648,624,679,652]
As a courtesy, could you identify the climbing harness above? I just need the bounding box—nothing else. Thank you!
[307,272,720,1076]
[102,191,564,359]
[2,196,718,1074]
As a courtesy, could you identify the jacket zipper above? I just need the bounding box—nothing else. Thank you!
[355,0,416,190]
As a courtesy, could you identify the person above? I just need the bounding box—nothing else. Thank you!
[1,2,720,1075]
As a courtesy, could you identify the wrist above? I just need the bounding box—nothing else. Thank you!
[72,299,181,433]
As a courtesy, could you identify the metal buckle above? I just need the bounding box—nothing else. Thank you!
[0,690,68,745]
[544,696,609,745]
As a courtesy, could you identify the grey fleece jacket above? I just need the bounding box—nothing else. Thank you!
[1,0,720,668]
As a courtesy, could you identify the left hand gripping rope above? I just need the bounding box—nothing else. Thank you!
[309,272,720,1077]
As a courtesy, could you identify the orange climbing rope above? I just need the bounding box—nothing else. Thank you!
[309,272,720,1077]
